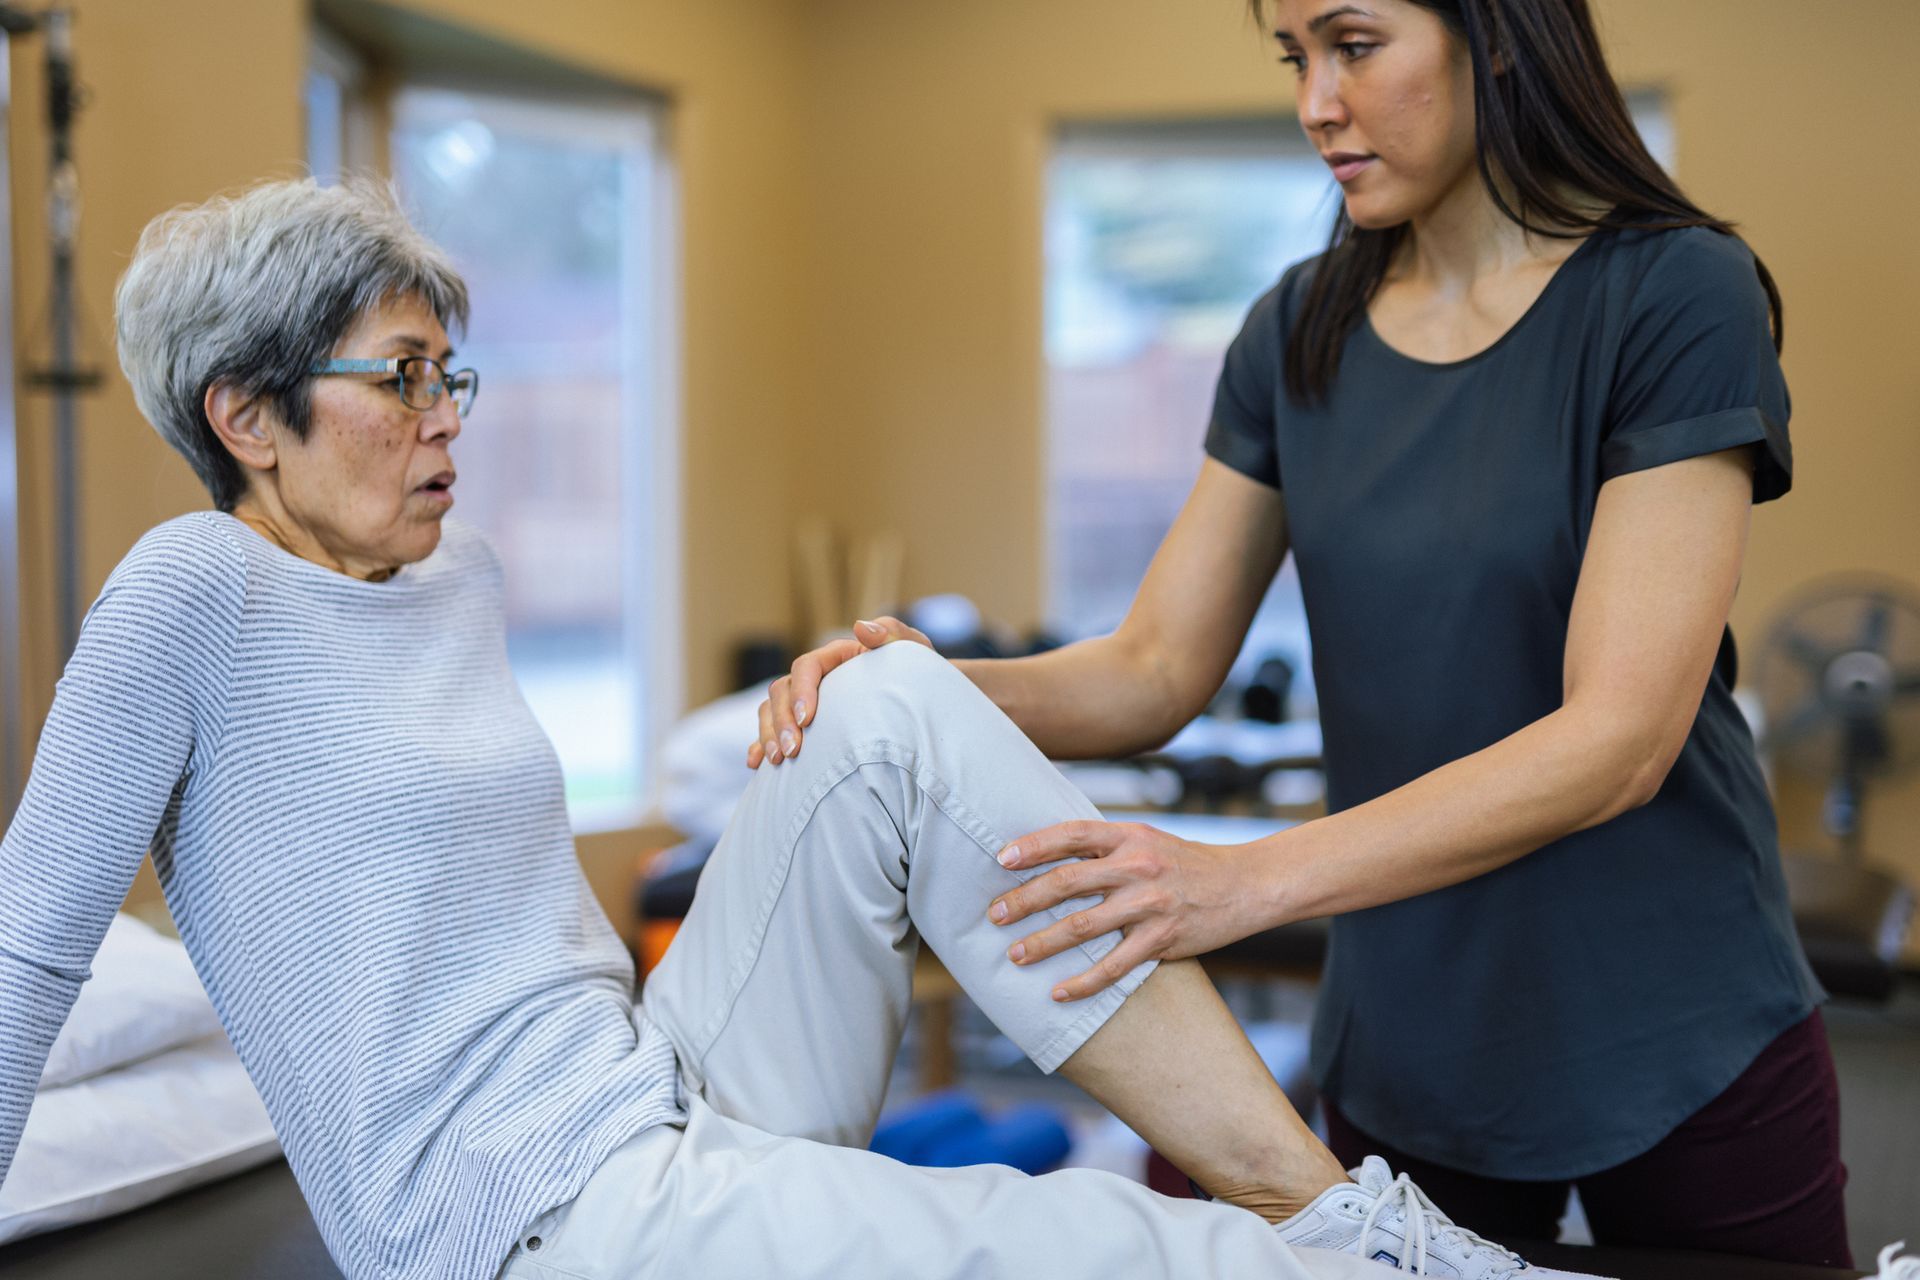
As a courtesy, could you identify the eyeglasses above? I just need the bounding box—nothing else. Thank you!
[309,356,480,417]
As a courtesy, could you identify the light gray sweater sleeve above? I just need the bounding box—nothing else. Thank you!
[0,518,243,1189]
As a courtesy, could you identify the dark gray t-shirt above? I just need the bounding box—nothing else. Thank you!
[1206,224,1820,1179]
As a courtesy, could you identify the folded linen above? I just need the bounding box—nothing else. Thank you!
[0,1032,281,1243]
[39,913,222,1089]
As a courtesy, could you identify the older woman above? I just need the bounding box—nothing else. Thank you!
[0,179,1586,1280]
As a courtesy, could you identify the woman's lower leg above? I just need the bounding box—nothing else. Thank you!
[1057,956,1349,1221]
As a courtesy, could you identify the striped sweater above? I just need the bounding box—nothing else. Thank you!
[0,513,684,1279]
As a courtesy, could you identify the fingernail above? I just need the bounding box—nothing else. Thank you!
[997,844,1019,867]
[857,619,879,632]
[779,730,797,754]
[1009,943,1026,962]
[793,700,807,722]
[1052,987,1069,1002]
[765,741,779,762]
[990,901,1008,922]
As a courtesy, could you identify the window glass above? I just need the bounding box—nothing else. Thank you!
[391,89,675,831]
[1046,121,1332,712]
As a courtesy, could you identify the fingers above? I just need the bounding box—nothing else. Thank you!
[995,819,1121,871]
[855,616,934,651]
[767,676,801,763]
[1045,930,1163,1003]
[1003,888,1117,962]
[756,692,785,766]
[758,636,868,769]
[749,620,934,769]
[989,859,1099,928]
[789,636,863,732]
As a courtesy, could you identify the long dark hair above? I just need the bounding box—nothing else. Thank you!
[1250,0,1784,404]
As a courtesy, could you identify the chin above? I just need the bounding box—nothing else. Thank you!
[1342,193,1418,232]
[397,520,445,565]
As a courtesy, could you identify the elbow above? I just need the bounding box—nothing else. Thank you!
[1111,627,1213,750]
[1578,711,1685,827]
[1618,760,1671,814]
[1609,736,1684,821]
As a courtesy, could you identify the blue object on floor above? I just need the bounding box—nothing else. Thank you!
[926,1104,1073,1174]
[868,1091,984,1164]
[869,1092,1073,1174]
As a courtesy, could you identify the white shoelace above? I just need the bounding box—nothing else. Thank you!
[1877,1242,1920,1279]
[1357,1170,1529,1276]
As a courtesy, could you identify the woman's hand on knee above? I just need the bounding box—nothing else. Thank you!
[747,617,934,768]
[986,822,1257,1001]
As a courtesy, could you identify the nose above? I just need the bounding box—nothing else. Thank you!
[1296,58,1350,136]
[419,388,462,444]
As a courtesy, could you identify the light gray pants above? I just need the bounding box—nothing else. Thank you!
[501,642,1386,1280]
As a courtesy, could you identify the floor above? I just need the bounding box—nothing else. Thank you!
[1825,980,1920,1266]
[885,973,1920,1267]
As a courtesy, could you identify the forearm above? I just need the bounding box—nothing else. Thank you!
[1249,703,1657,925]
[0,946,85,1189]
[955,630,1197,761]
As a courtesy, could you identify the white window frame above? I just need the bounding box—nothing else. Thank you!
[305,24,382,184]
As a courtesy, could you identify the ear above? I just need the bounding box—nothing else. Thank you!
[204,382,279,474]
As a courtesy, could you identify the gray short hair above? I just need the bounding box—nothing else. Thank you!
[114,178,470,511]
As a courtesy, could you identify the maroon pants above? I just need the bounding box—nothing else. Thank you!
[1323,1011,1853,1269]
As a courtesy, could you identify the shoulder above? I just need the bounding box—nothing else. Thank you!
[1245,255,1323,337]
[99,513,250,622]
[1224,255,1323,375]
[75,515,248,699]
[1597,224,1770,317]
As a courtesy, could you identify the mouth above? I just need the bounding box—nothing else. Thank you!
[1322,151,1377,184]
[415,471,456,503]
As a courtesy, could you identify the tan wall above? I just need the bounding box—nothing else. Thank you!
[6,0,814,918]
[794,0,1920,952]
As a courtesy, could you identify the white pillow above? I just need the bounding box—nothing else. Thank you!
[0,1033,281,1243]
[40,913,223,1089]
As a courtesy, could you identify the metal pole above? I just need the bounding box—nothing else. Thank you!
[44,8,81,661]
[0,29,22,819]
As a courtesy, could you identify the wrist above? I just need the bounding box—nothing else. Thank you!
[1239,826,1315,930]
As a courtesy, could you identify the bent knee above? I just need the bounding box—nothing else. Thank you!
[813,642,959,737]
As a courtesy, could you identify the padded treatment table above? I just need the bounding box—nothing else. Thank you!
[0,1159,1870,1279]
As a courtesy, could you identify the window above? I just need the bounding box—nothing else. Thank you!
[389,88,679,832]
[303,26,377,185]
[1045,118,1332,713]
[1043,100,1674,720]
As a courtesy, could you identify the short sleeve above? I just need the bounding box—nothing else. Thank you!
[1204,274,1291,491]
[1601,228,1792,503]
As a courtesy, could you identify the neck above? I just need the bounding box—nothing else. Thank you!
[1394,169,1592,295]
[230,490,397,582]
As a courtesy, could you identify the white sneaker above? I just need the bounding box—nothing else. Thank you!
[1273,1156,1613,1278]
[1875,1241,1920,1280]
